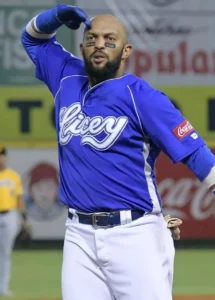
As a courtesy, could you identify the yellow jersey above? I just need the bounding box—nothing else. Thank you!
[0,168,23,211]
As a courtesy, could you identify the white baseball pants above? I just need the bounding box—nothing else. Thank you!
[62,211,175,300]
[0,210,18,294]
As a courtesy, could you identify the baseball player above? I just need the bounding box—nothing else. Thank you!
[21,5,215,300]
[0,146,30,296]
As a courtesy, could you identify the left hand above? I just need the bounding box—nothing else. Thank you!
[16,220,32,246]
[22,220,32,233]
[164,215,183,240]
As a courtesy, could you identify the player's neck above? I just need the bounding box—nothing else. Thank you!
[0,166,6,172]
[89,68,125,87]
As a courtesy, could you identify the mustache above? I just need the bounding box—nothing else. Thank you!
[90,50,108,59]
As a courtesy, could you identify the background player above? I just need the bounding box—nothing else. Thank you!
[0,146,30,296]
[21,5,215,300]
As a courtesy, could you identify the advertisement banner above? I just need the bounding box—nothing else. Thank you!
[0,87,56,147]
[75,0,215,86]
[7,147,215,240]
[8,148,67,240]
[158,86,215,146]
[156,150,215,239]
[0,0,56,85]
[1,86,214,148]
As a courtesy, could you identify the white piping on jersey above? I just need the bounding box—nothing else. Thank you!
[127,85,160,213]
[82,73,130,106]
[54,75,88,105]
[54,74,161,212]
[127,85,145,135]
[143,142,161,213]
[54,73,131,105]
[53,41,83,61]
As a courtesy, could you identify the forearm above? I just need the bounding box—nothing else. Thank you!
[17,196,27,212]
[24,4,91,39]
[17,196,28,221]
[182,145,215,194]
[25,5,63,37]
[21,6,63,62]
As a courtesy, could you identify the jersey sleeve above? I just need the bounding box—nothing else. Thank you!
[131,81,205,163]
[15,174,23,197]
[21,29,85,96]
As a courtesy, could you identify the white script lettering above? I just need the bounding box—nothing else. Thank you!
[59,103,128,151]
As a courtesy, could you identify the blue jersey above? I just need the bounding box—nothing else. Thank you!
[21,31,205,213]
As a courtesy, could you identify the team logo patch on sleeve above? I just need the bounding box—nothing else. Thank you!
[172,120,194,140]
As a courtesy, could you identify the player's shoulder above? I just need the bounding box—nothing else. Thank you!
[127,75,157,93]
[51,40,86,77]
[64,55,85,73]
[117,74,161,102]
[126,75,168,103]
[62,56,87,80]
[6,168,21,179]
[117,74,149,92]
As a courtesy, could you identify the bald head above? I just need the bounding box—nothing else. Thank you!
[84,14,129,44]
[80,13,132,86]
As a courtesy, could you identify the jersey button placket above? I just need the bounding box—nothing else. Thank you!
[83,92,98,107]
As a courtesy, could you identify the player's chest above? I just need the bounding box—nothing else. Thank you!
[55,79,141,151]
[0,176,15,194]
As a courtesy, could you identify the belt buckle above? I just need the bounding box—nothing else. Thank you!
[92,212,110,229]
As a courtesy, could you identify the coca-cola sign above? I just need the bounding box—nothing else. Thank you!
[156,150,215,239]
[172,120,194,140]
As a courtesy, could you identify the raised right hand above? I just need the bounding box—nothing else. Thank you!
[57,5,91,30]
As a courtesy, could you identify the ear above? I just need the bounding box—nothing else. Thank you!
[122,44,132,60]
[80,43,84,57]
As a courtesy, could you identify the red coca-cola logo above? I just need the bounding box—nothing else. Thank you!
[156,151,215,238]
[178,121,193,137]
[158,178,215,221]
[172,120,194,140]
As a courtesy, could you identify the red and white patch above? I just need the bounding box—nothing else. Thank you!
[172,120,194,140]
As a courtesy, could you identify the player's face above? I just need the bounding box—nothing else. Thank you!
[31,179,58,210]
[0,154,7,169]
[80,23,132,81]
[82,42,124,81]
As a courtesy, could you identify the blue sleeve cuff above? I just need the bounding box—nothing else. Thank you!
[182,145,215,182]
[36,6,62,33]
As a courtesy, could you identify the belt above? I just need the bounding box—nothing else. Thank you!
[68,209,145,228]
[0,210,9,214]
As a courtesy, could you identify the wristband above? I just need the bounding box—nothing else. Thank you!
[35,6,62,34]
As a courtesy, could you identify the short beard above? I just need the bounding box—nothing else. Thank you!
[83,48,124,84]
